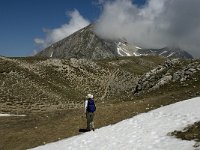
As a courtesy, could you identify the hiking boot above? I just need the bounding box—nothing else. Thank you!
[92,128,95,131]
[86,128,90,131]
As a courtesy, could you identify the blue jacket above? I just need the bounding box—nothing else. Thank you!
[85,98,96,113]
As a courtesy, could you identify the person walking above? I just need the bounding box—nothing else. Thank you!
[84,94,96,131]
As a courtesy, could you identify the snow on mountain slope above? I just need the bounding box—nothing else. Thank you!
[117,42,131,56]
[30,97,200,150]
[116,41,141,56]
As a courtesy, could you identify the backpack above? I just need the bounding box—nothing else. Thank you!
[87,98,96,113]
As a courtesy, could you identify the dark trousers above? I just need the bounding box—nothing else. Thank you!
[86,111,95,130]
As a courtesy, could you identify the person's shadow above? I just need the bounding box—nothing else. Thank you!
[79,129,90,132]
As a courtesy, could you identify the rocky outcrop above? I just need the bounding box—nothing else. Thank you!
[133,59,200,95]
[172,62,200,82]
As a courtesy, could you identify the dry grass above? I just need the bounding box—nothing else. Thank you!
[0,56,164,114]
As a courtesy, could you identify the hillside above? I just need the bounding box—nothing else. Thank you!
[1,55,200,150]
[0,55,164,114]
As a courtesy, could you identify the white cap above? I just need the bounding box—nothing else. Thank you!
[86,94,93,99]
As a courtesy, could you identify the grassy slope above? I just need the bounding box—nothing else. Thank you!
[0,56,164,114]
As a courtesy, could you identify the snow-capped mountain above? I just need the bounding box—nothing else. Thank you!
[36,24,193,59]
[36,24,141,59]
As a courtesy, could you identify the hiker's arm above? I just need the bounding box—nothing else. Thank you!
[84,100,88,113]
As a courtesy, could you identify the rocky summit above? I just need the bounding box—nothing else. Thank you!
[36,24,118,59]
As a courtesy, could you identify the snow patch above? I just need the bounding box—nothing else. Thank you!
[117,47,131,56]
[50,52,53,58]
[167,52,175,57]
[159,51,168,55]
[133,52,142,56]
[117,42,131,56]
[136,46,142,49]
[0,113,26,117]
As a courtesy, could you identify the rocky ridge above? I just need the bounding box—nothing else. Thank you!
[133,59,200,95]
[138,47,193,59]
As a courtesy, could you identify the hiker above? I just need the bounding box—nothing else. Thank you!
[84,94,96,131]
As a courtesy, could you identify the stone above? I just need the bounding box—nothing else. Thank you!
[194,142,200,148]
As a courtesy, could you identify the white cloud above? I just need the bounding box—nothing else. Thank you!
[34,9,90,49]
[34,38,45,45]
[95,0,200,57]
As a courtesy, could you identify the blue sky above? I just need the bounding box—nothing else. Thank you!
[1,0,200,57]
[0,0,99,56]
[0,0,146,57]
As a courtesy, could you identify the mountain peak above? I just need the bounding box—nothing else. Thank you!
[36,24,119,59]
[36,24,193,60]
